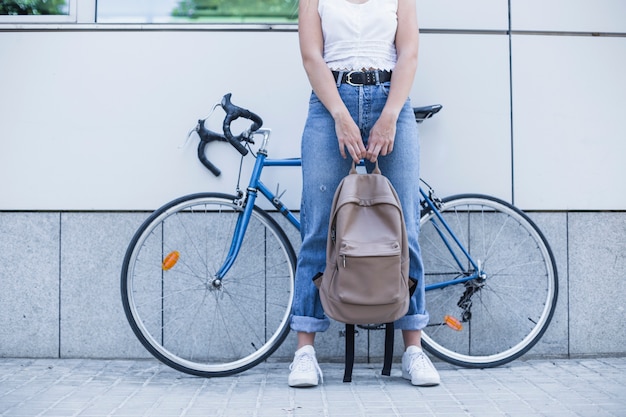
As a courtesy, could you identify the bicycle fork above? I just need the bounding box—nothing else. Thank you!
[214,183,262,284]
[214,133,301,282]
[212,202,255,286]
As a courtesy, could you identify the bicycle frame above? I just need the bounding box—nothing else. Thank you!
[216,128,485,291]
[418,190,485,290]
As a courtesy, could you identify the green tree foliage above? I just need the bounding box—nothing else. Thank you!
[0,0,67,15]
[172,0,298,19]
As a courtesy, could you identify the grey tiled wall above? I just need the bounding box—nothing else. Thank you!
[0,211,624,362]
[0,213,60,357]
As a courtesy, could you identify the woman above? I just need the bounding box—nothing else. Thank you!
[289,0,440,387]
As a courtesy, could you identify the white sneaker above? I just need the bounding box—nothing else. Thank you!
[288,345,323,387]
[402,346,440,386]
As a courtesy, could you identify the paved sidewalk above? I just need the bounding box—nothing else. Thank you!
[0,357,625,416]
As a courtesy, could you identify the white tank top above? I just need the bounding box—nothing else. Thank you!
[318,0,398,71]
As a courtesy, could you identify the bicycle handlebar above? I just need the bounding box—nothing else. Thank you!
[196,119,224,176]
[195,93,441,177]
[195,93,264,177]
[221,93,263,155]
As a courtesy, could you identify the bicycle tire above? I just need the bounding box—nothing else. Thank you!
[121,193,296,377]
[419,194,558,368]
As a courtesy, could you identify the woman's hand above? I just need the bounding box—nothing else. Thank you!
[366,112,397,162]
[335,111,366,163]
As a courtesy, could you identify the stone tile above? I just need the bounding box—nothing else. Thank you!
[526,212,569,358]
[0,212,60,357]
[60,212,152,358]
[3,358,626,417]
[568,212,626,355]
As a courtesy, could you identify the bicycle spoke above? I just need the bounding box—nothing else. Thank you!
[121,194,295,377]
[420,195,557,367]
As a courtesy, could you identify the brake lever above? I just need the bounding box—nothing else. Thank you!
[179,125,198,149]
[179,101,222,149]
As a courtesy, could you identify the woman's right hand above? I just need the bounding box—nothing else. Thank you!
[334,111,366,163]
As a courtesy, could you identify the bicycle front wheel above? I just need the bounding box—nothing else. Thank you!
[419,194,558,368]
[121,193,296,377]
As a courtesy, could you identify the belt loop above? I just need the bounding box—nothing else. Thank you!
[375,71,380,84]
[336,71,344,87]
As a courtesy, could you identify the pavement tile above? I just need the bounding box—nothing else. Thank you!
[0,358,625,416]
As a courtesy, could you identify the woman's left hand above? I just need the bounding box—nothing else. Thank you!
[366,113,397,162]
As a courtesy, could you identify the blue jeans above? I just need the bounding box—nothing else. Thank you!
[290,82,429,333]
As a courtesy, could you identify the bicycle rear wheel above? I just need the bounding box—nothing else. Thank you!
[419,194,557,368]
[121,193,296,377]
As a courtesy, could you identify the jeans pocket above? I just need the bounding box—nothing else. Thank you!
[309,91,322,105]
[380,81,391,97]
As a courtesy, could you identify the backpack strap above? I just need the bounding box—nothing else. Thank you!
[382,322,394,376]
[349,161,381,175]
[344,323,394,382]
[343,324,355,383]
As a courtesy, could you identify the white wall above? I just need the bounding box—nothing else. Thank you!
[511,0,626,33]
[1,0,625,211]
[512,35,626,210]
[509,0,626,210]
[0,30,309,211]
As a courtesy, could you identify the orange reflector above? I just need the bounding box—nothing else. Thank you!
[444,315,463,331]
[162,251,180,271]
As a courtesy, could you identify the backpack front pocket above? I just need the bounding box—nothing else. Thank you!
[333,240,403,306]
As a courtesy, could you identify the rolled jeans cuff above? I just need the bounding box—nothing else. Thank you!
[394,312,430,331]
[290,315,331,333]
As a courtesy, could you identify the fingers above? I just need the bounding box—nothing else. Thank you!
[366,144,381,162]
[366,138,394,162]
[341,141,366,163]
[367,121,396,162]
[335,116,365,162]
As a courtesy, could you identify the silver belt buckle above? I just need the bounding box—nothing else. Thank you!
[345,70,362,86]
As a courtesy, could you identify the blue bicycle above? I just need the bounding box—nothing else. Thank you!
[121,94,558,377]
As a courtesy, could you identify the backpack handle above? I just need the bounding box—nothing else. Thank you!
[350,161,382,175]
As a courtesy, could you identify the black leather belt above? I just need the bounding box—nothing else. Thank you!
[332,70,392,86]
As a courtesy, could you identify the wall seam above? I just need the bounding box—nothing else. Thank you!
[508,0,515,205]
[565,212,571,359]
[0,26,624,37]
[58,212,62,359]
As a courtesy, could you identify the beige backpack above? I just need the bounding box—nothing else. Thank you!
[314,162,412,381]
